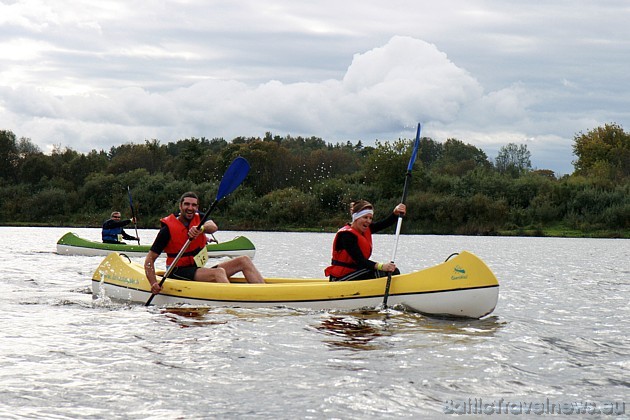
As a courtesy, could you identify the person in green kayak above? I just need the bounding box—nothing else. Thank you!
[325,199,406,281]
[102,211,138,244]
[144,191,264,294]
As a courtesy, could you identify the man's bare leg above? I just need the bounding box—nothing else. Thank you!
[218,256,265,283]
[194,266,229,283]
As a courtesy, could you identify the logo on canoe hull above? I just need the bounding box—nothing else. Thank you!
[451,265,468,280]
[99,271,140,285]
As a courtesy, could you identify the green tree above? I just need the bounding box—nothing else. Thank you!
[18,153,56,185]
[495,143,532,177]
[362,139,411,198]
[417,137,443,168]
[260,187,320,228]
[15,137,48,185]
[17,137,41,156]
[434,138,491,176]
[29,187,76,221]
[107,140,167,175]
[572,123,630,180]
[232,139,295,196]
[165,137,225,183]
[44,146,104,190]
[0,130,19,181]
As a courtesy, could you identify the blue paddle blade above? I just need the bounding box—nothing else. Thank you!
[407,123,422,171]
[216,157,250,200]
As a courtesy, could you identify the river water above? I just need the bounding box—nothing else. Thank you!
[0,227,628,419]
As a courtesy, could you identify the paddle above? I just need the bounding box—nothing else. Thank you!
[382,123,421,309]
[127,186,141,245]
[144,156,251,306]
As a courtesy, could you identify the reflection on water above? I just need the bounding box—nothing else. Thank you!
[162,307,228,328]
[316,315,388,351]
[163,307,210,318]
[315,310,506,351]
[411,315,506,338]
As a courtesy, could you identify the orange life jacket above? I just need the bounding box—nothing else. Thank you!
[161,213,207,268]
[324,224,373,278]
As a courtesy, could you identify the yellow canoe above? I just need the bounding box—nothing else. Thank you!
[92,251,499,318]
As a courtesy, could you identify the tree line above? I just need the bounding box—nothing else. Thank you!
[0,123,628,237]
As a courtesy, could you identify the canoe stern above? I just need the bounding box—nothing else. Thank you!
[387,251,499,318]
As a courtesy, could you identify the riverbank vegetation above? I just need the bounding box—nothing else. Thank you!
[1,123,628,238]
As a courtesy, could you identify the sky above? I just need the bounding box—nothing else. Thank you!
[1,1,629,175]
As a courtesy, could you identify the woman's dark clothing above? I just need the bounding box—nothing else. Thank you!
[327,212,400,281]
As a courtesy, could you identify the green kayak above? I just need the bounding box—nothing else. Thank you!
[56,232,256,259]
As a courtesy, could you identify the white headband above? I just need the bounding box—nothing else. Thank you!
[352,209,373,222]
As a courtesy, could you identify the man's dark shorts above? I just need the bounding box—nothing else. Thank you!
[170,264,219,281]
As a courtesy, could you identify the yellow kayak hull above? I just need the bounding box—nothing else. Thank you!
[91,251,499,318]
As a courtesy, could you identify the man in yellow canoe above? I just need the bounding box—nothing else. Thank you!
[144,191,264,294]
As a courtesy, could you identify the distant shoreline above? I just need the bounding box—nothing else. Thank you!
[2,222,627,239]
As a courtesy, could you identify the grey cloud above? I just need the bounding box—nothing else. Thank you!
[2,0,630,177]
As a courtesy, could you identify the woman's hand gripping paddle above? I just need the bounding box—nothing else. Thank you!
[144,157,251,306]
[382,123,421,309]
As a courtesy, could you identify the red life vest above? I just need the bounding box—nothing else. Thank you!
[161,213,207,268]
[324,224,373,278]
